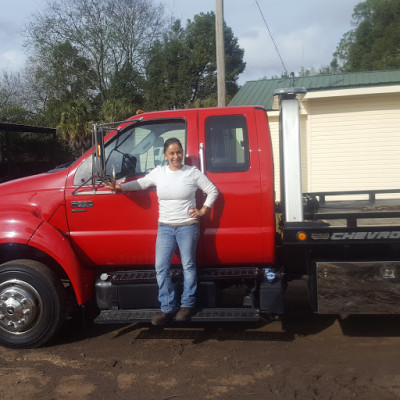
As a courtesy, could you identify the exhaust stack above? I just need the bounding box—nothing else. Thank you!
[273,87,306,223]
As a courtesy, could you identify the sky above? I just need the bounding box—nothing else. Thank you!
[0,0,361,85]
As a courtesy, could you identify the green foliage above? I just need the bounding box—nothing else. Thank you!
[107,62,145,113]
[333,0,400,71]
[56,100,94,157]
[0,105,34,125]
[100,98,136,122]
[43,41,96,102]
[145,12,245,110]
[145,21,192,110]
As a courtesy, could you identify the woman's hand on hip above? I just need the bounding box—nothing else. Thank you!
[189,206,210,219]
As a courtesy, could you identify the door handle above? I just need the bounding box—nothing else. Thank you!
[199,142,205,173]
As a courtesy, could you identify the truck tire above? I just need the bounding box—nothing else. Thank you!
[0,259,66,348]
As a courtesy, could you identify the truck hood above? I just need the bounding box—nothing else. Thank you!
[0,169,69,221]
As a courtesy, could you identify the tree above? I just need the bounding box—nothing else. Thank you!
[56,100,94,156]
[0,105,34,125]
[25,0,168,103]
[21,40,97,152]
[100,98,138,122]
[0,71,34,124]
[332,0,400,71]
[0,72,29,112]
[106,61,145,114]
[145,21,193,110]
[145,12,245,110]
[25,41,96,114]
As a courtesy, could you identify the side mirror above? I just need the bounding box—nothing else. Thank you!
[92,124,106,180]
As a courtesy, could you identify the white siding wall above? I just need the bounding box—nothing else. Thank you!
[307,93,400,194]
[267,89,400,202]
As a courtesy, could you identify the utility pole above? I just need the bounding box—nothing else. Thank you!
[215,0,226,107]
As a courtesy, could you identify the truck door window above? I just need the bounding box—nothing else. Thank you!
[106,119,186,179]
[205,115,250,173]
[73,119,186,186]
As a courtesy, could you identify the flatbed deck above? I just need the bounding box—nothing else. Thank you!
[305,190,400,227]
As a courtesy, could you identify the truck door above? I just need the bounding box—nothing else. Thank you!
[64,118,188,267]
[198,109,264,265]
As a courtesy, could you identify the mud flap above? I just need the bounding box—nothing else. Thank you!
[316,261,400,314]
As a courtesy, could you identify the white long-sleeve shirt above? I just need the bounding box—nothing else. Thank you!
[121,165,218,225]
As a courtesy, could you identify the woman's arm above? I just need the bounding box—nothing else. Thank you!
[192,168,218,207]
[105,167,159,193]
[191,167,219,215]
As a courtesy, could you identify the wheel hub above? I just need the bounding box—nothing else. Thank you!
[0,280,41,334]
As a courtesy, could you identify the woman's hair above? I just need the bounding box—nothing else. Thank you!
[164,137,183,153]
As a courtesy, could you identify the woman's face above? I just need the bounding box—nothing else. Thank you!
[164,142,184,170]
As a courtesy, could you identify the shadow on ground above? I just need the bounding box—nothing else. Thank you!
[50,279,400,347]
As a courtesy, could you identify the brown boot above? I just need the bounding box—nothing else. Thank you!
[151,312,174,326]
[175,307,193,322]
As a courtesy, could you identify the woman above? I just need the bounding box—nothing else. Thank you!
[108,138,218,325]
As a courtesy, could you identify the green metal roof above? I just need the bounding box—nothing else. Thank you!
[230,70,400,110]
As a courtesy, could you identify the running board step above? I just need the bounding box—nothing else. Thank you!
[94,308,260,324]
[108,267,261,284]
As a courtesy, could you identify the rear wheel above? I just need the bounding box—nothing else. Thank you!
[0,259,66,348]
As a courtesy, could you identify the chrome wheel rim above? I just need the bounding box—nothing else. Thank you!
[0,279,42,334]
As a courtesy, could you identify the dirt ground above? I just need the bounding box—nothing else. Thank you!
[1,281,400,400]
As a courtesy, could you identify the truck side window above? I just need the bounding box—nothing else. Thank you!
[105,119,186,179]
[205,115,250,173]
[73,119,186,186]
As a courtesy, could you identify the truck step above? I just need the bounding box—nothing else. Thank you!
[109,267,261,284]
[94,308,260,324]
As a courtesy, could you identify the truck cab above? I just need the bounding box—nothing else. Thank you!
[66,106,275,269]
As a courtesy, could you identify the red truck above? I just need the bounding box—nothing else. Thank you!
[1,88,400,348]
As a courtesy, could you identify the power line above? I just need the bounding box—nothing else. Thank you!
[254,0,288,75]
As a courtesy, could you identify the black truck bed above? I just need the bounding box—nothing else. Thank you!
[305,189,400,228]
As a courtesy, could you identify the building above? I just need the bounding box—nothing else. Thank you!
[230,70,400,200]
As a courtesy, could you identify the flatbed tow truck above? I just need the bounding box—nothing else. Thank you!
[0,88,399,348]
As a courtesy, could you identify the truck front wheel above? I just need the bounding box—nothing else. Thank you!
[0,259,66,348]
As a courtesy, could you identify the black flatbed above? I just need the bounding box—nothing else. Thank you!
[305,190,400,228]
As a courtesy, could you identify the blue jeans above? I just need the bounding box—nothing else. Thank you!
[155,223,200,313]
